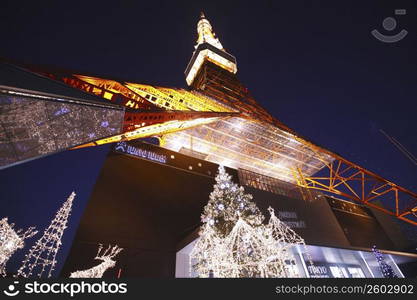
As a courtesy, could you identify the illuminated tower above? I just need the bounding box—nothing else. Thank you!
[185,12,237,86]
[185,13,276,124]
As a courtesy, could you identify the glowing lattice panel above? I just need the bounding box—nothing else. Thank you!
[75,75,133,97]
[0,91,124,168]
[73,75,150,109]
[92,117,224,146]
[161,117,333,183]
[125,83,234,113]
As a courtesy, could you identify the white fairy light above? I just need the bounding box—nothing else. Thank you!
[16,191,76,278]
[190,166,312,278]
[69,244,123,278]
[201,166,264,238]
[0,218,37,277]
[263,207,311,277]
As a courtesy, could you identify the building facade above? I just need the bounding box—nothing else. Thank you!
[61,140,417,278]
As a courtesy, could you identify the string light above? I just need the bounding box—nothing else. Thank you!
[0,218,37,277]
[200,166,264,238]
[372,245,397,278]
[69,244,123,278]
[16,191,76,278]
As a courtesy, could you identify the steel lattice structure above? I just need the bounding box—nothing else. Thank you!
[291,143,417,225]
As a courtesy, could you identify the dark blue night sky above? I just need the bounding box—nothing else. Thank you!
[0,0,416,276]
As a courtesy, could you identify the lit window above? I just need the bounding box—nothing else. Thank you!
[103,92,113,100]
[170,155,175,159]
[188,166,193,170]
[198,163,202,167]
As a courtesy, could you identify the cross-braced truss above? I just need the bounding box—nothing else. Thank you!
[292,146,417,226]
[74,110,237,148]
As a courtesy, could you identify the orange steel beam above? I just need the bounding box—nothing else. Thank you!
[21,67,157,110]
[292,151,417,226]
[122,110,238,131]
[73,110,238,149]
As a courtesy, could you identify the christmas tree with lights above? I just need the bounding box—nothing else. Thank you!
[200,166,264,237]
[372,245,398,278]
[16,191,76,278]
[190,223,224,277]
[191,166,308,278]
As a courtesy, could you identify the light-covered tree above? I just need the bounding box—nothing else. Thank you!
[17,192,76,278]
[191,166,310,278]
[201,166,264,238]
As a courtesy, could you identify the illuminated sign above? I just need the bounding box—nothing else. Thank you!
[276,211,306,229]
[308,265,330,278]
[307,262,365,278]
[115,142,167,164]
